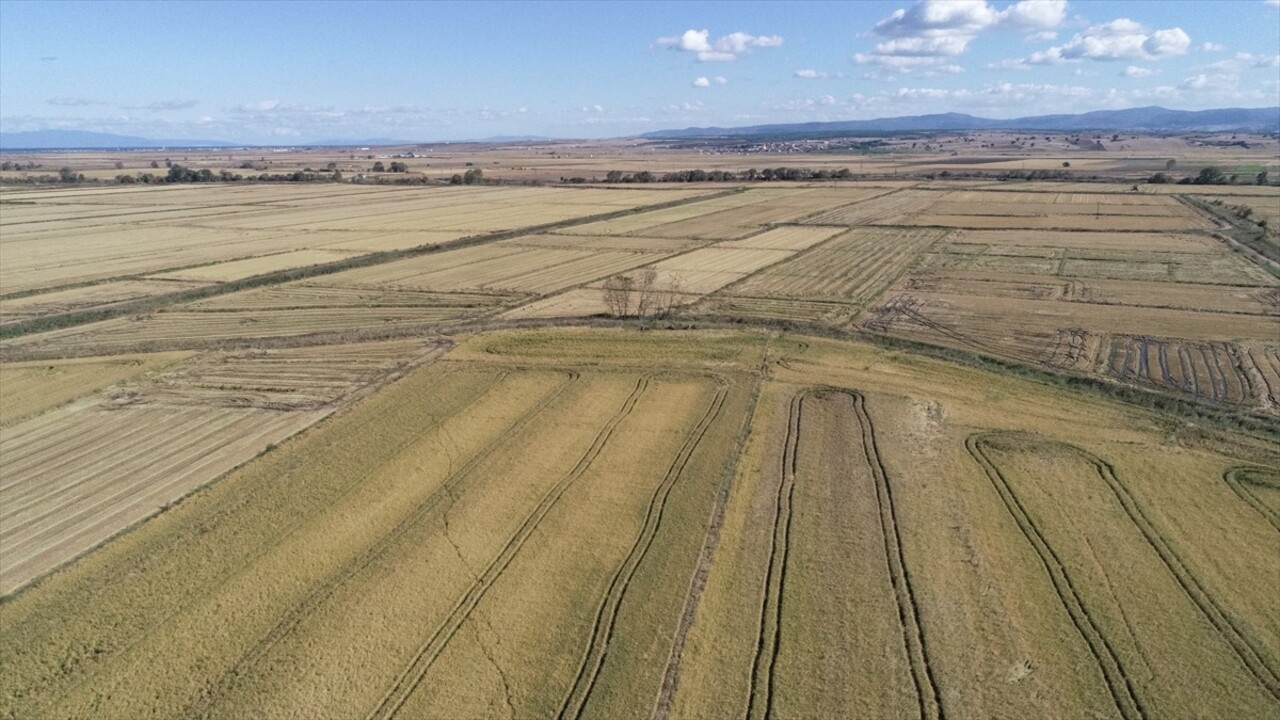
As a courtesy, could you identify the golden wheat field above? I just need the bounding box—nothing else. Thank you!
[1,175,1278,720]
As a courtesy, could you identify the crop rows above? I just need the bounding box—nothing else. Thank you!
[801,189,937,226]
[0,405,320,594]
[728,228,946,306]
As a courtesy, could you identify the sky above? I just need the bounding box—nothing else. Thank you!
[1,0,1278,144]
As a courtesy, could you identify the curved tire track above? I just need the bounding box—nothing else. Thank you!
[967,432,1148,720]
[367,376,651,720]
[556,382,729,720]
[1223,467,1280,533]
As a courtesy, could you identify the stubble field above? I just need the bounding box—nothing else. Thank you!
[1,172,1278,720]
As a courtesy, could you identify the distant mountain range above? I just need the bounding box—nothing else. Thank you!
[641,106,1280,139]
[0,130,238,150]
[4,107,1276,150]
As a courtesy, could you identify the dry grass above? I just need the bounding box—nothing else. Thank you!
[2,329,1278,720]
[0,351,192,425]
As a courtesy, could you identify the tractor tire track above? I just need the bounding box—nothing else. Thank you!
[1073,446,1280,699]
[366,376,651,720]
[852,390,945,720]
[556,383,729,720]
[966,433,1148,720]
[189,370,579,718]
[744,391,802,720]
[653,371,766,720]
[1223,467,1280,533]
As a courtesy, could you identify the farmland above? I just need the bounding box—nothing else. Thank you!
[1,165,1279,720]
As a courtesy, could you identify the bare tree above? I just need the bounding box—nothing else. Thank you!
[658,274,683,317]
[603,275,634,317]
[635,267,658,317]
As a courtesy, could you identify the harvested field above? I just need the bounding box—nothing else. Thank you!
[557,192,769,236]
[501,233,703,253]
[2,329,1278,720]
[943,229,1218,254]
[186,284,503,311]
[5,306,475,357]
[0,280,209,325]
[0,184,713,295]
[897,213,1205,231]
[863,291,1276,376]
[727,228,946,305]
[0,404,325,594]
[800,189,937,225]
[1094,335,1263,405]
[0,351,192,425]
[716,226,846,251]
[654,247,794,275]
[320,244,669,295]
[147,249,356,283]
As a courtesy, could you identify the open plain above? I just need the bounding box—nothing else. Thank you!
[1,142,1278,720]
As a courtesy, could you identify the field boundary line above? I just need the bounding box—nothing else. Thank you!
[557,381,730,720]
[366,376,652,720]
[966,432,1148,720]
[185,370,581,717]
[1223,467,1280,533]
[744,391,802,720]
[851,389,945,720]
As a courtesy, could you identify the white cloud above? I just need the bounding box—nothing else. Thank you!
[657,29,783,61]
[692,76,711,87]
[1200,42,1225,52]
[579,104,605,113]
[868,0,1065,58]
[1122,65,1156,78]
[1181,73,1236,90]
[714,76,728,85]
[1025,30,1058,42]
[795,69,825,79]
[1032,19,1191,63]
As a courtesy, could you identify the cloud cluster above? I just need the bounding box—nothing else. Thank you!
[658,29,782,62]
[1026,19,1190,64]
[692,76,728,87]
[857,0,1065,74]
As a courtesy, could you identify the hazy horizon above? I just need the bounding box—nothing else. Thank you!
[2,0,1278,144]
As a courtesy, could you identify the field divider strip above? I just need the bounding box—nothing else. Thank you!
[557,381,730,720]
[186,369,581,718]
[367,375,652,720]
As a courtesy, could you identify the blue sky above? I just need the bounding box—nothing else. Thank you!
[1,0,1277,143]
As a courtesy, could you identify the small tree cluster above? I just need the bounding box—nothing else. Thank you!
[602,268,682,318]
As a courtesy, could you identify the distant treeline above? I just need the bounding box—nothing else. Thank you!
[566,167,856,184]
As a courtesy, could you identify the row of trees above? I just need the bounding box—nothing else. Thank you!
[585,167,855,184]
[601,268,683,318]
[1149,167,1270,185]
